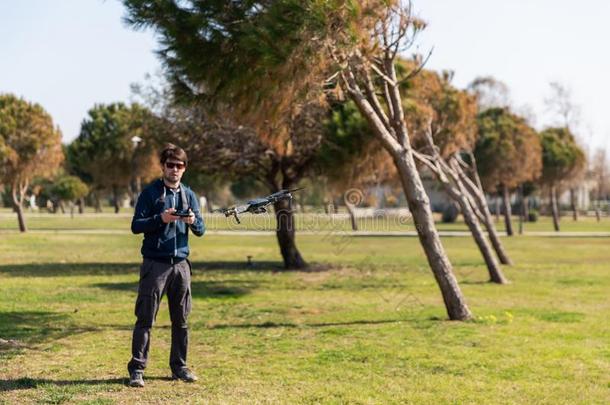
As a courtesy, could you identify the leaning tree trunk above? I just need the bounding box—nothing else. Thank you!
[417,147,508,283]
[14,204,27,232]
[273,197,307,270]
[460,197,507,284]
[392,156,472,320]
[345,202,359,231]
[456,155,513,265]
[437,178,507,284]
[570,188,578,221]
[478,201,512,264]
[343,189,359,231]
[11,187,27,233]
[550,185,560,232]
[344,62,471,320]
[502,185,514,236]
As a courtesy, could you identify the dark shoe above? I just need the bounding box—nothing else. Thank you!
[172,368,198,383]
[129,370,145,387]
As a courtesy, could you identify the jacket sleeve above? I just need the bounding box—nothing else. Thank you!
[131,191,164,234]
[188,190,206,237]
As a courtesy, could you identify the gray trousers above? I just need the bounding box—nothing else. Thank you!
[127,258,192,374]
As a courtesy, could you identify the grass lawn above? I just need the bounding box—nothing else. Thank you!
[0,217,609,403]
[2,209,610,233]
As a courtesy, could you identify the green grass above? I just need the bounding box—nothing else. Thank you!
[1,217,609,403]
[2,209,610,233]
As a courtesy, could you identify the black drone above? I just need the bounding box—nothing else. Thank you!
[214,188,304,223]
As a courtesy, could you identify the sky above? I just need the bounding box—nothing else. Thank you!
[414,0,610,153]
[0,0,158,142]
[1,0,609,152]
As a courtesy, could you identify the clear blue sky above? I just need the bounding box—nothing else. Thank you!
[0,0,159,142]
[415,0,610,153]
[1,0,609,152]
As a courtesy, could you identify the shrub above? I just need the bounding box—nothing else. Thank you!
[442,203,460,223]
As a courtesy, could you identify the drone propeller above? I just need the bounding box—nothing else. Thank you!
[287,187,305,193]
[214,188,306,224]
[269,187,306,199]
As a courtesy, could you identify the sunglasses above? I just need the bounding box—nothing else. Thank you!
[165,162,185,170]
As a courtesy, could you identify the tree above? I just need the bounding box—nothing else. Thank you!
[590,148,609,221]
[544,81,585,221]
[332,4,473,318]
[468,76,511,110]
[181,171,228,212]
[157,100,325,269]
[475,108,542,236]
[123,2,332,269]
[0,94,63,232]
[122,0,472,320]
[321,100,397,231]
[539,127,586,231]
[131,73,325,269]
[403,66,509,281]
[51,175,90,217]
[544,82,581,131]
[68,103,159,213]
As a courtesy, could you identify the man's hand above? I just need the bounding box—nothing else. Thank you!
[161,208,178,223]
[181,209,196,225]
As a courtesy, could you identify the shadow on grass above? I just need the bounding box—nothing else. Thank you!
[0,311,99,360]
[94,278,256,299]
[205,318,406,330]
[459,280,494,285]
[0,311,79,342]
[0,260,286,277]
[0,376,173,392]
[0,262,138,277]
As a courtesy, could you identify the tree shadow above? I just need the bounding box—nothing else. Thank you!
[0,311,70,342]
[0,311,99,360]
[0,376,174,392]
[0,262,137,278]
[206,318,406,330]
[459,280,495,285]
[0,260,286,278]
[195,260,285,272]
[93,279,256,299]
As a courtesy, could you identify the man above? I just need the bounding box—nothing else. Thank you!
[128,144,205,387]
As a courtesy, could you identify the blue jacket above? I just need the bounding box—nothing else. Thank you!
[131,179,205,260]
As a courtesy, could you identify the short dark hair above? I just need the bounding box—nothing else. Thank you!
[160,143,188,166]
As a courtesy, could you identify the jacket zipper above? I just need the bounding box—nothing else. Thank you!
[173,190,178,257]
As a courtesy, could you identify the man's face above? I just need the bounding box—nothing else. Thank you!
[162,158,186,184]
